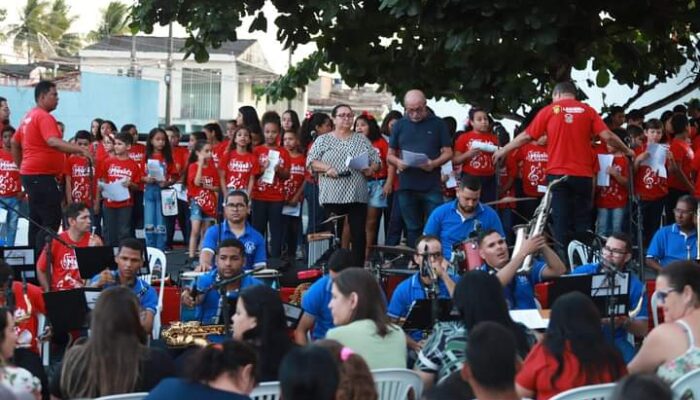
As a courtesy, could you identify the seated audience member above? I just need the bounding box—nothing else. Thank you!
[53,287,175,399]
[422,371,475,400]
[37,202,102,291]
[0,262,47,399]
[516,292,627,399]
[572,232,648,362]
[146,340,257,400]
[326,268,407,369]
[388,235,457,353]
[181,239,263,325]
[423,174,504,261]
[477,229,566,309]
[279,345,339,400]
[646,195,698,274]
[89,238,157,333]
[628,261,700,384]
[198,190,266,271]
[315,339,378,400]
[610,373,672,400]
[0,307,41,400]
[415,271,535,389]
[232,285,294,382]
[461,322,524,400]
[294,249,353,344]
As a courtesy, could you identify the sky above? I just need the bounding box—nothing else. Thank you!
[2,0,698,131]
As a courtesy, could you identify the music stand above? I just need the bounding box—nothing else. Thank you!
[1,246,38,284]
[43,289,92,332]
[75,246,117,280]
[549,273,631,318]
[283,303,304,329]
[402,299,459,331]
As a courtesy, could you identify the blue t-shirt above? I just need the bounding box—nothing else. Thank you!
[146,378,251,400]
[387,273,457,342]
[193,269,264,325]
[478,260,545,310]
[300,275,335,340]
[423,201,505,260]
[389,115,451,191]
[646,224,697,267]
[571,263,648,363]
[89,271,158,314]
[201,222,266,270]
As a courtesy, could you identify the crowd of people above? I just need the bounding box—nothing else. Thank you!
[0,79,697,399]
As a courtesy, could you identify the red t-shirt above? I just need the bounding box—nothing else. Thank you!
[186,162,219,218]
[128,143,146,190]
[145,153,178,182]
[668,138,694,191]
[14,107,65,176]
[0,149,21,196]
[213,140,229,168]
[634,144,668,201]
[595,154,629,209]
[172,146,189,175]
[37,231,91,291]
[65,155,96,207]
[525,99,608,177]
[371,138,389,179]
[514,143,548,197]
[98,157,142,208]
[496,152,518,209]
[252,146,290,202]
[284,153,307,201]
[222,151,259,190]
[516,342,626,400]
[8,282,46,354]
[455,131,498,176]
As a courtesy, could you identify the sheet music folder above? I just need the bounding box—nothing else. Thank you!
[43,288,102,332]
[74,246,117,280]
[402,299,459,331]
[549,272,631,318]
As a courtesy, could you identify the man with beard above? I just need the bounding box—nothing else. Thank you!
[424,173,504,261]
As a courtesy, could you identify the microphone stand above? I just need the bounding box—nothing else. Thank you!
[600,260,623,343]
[210,266,264,336]
[421,245,439,329]
[626,155,645,281]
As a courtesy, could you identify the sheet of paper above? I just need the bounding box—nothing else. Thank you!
[172,183,187,202]
[441,161,458,189]
[509,309,549,330]
[261,150,280,184]
[402,150,430,167]
[101,180,130,202]
[596,154,614,187]
[346,152,369,170]
[146,159,165,182]
[642,143,668,178]
[282,203,302,217]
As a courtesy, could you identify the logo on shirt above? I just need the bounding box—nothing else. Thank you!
[553,105,561,114]
[244,240,256,255]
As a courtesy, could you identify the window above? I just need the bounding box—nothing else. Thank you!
[181,68,221,120]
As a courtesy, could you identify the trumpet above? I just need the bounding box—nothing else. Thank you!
[512,176,568,274]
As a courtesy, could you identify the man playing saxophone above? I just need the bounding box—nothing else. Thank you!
[476,229,566,309]
[571,232,649,362]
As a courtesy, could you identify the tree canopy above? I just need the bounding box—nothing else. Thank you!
[88,1,132,43]
[131,0,700,119]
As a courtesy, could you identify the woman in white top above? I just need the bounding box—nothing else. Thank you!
[0,307,41,399]
[628,261,700,384]
[326,268,406,369]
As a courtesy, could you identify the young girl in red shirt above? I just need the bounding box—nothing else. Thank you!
[222,127,259,195]
[281,130,306,259]
[453,108,499,202]
[144,128,177,250]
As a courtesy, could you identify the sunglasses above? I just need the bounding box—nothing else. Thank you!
[655,289,678,304]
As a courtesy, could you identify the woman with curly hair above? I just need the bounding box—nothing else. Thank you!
[316,339,377,400]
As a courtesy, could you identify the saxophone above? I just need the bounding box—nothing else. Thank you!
[512,176,568,274]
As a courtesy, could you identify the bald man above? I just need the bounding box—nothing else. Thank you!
[387,89,453,248]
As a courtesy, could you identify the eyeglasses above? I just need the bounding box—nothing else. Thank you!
[655,288,678,304]
[674,208,694,215]
[335,113,354,119]
[226,203,247,209]
[602,246,627,256]
[419,252,443,261]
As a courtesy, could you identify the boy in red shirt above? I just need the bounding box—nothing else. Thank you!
[97,132,143,246]
[165,126,190,247]
[595,142,629,237]
[666,114,694,218]
[124,124,146,237]
[513,135,548,221]
[65,130,97,212]
[0,126,22,246]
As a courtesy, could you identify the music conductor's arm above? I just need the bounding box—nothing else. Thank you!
[493,133,532,165]
[599,130,634,158]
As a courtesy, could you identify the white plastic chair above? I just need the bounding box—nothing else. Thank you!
[250,381,281,400]
[549,383,616,400]
[95,393,149,400]
[37,313,49,367]
[651,290,661,327]
[372,368,424,400]
[567,240,600,267]
[145,247,167,339]
[671,368,700,400]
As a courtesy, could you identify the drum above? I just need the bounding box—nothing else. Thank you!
[452,239,483,273]
[379,268,415,299]
[253,269,281,290]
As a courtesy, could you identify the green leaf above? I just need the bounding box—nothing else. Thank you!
[596,69,610,87]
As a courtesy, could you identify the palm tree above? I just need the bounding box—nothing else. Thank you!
[46,0,81,57]
[7,0,50,63]
[88,1,132,43]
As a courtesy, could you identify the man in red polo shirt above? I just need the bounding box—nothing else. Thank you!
[494,81,633,256]
[10,81,92,254]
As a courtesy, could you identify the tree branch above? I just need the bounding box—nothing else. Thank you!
[499,112,525,123]
[639,75,700,115]
[621,79,661,110]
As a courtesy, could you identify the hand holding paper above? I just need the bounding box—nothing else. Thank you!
[401,150,430,167]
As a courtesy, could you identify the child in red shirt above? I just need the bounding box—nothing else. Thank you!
[252,115,290,258]
[143,128,178,250]
[166,126,190,247]
[665,115,694,218]
[453,108,499,202]
[0,126,22,246]
[65,131,97,210]
[594,143,629,237]
[222,127,260,194]
[281,131,306,259]
[96,132,143,246]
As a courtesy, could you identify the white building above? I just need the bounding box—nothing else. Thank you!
[80,35,306,131]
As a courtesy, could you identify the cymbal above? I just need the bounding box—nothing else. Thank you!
[320,214,348,225]
[380,268,416,276]
[485,196,538,206]
[370,245,416,256]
